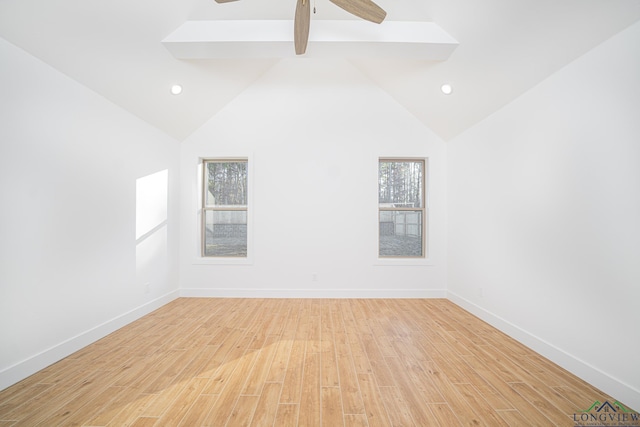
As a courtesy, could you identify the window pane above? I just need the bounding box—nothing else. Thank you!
[378,160,423,208]
[205,162,248,207]
[204,210,247,257]
[379,210,423,257]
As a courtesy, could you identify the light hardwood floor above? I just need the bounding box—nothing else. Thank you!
[0,298,629,426]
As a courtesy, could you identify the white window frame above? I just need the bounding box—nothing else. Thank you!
[376,157,430,265]
[195,156,253,265]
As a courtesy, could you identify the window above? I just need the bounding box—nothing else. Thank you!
[378,158,426,258]
[202,159,248,257]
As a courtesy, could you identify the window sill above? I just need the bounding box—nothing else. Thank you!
[192,257,253,266]
[374,257,434,267]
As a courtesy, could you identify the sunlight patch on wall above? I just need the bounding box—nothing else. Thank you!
[136,170,169,290]
[136,170,168,241]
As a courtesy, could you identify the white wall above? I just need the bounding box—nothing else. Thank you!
[0,38,180,389]
[447,21,640,409]
[179,59,447,298]
[5,17,636,409]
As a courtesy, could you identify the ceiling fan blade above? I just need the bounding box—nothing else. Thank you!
[329,0,386,23]
[215,0,240,3]
[294,0,311,55]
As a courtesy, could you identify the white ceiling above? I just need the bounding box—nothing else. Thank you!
[1,0,639,141]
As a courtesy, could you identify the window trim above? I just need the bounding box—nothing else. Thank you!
[199,157,251,262]
[378,157,428,260]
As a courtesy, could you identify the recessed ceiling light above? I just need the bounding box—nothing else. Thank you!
[170,84,183,95]
[441,84,453,95]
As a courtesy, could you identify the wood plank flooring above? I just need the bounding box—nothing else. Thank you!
[0,298,630,426]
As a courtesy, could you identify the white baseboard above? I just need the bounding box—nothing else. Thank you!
[180,288,447,299]
[447,291,640,412]
[0,290,180,391]
[12,288,635,411]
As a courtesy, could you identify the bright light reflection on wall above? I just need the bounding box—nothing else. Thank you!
[136,170,169,290]
[136,170,168,240]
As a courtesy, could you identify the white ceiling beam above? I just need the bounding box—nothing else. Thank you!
[162,20,458,59]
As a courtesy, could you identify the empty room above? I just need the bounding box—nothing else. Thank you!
[1,0,639,426]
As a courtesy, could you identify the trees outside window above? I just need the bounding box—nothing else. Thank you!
[202,159,248,257]
[378,159,426,258]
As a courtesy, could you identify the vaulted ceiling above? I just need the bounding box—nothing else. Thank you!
[1,0,639,141]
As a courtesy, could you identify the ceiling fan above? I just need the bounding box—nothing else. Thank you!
[214,0,387,55]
